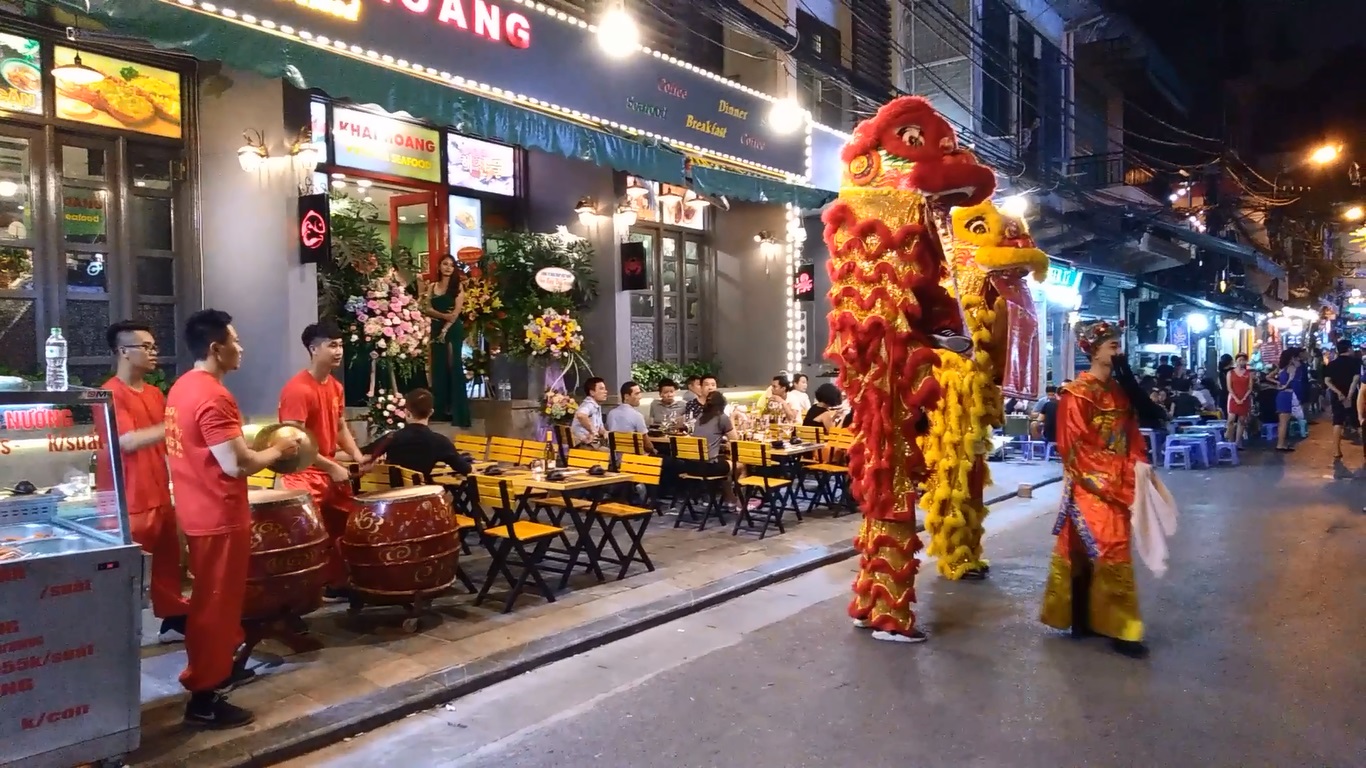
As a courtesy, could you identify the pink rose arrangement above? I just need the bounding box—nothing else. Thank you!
[345,269,431,377]
[365,388,407,434]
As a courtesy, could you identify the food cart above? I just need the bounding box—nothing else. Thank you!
[0,389,143,768]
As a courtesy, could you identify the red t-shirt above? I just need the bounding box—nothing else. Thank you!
[99,377,171,514]
[278,371,344,459]
[165,370,248,536]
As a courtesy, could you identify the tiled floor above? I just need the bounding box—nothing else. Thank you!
[131,459,1060,765]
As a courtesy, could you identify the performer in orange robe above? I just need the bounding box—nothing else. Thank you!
[1039,319,1153,658]
[167,309,300,727]
[100,321,189,642]
[278,321,369,599]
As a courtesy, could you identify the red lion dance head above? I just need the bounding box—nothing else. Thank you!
[822,96,997,523]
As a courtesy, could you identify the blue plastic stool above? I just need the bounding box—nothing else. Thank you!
[1042,442,1059,461]
[1261,423,1278,441]
[1215,441,1240,466]
[1289,419,1308,438]
[1163,443,1192,469]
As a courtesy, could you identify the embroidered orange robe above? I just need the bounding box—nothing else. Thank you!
[1039,371,1148,642]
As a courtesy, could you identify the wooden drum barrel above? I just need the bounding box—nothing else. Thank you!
[244,488,330,621]
[341,485,461,598]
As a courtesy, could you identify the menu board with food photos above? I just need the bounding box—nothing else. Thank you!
[658,183,705,230]
[447,134,515,196]
[0,33,41,116]
[53,47,182,139]
[449,195,482,255]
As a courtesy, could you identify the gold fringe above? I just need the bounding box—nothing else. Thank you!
[919,295,998,579]
[1038,554,1144,641]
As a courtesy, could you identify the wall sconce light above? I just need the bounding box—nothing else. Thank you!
[289,128,320,173]
[238,129,268,173]
[625,176,649,200]
[657,186,683,206]
[755,230,782,274]
[683,189,710,211]
[574,197,600,225]
[51,49,105,85]
[613,204,638,227]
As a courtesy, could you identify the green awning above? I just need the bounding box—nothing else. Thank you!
[68,1,832,207]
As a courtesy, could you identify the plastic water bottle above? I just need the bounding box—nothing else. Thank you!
[45,327,68,391]
[497,381,511,401]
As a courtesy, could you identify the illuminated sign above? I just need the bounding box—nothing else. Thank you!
[178,0,806,173]
[1045,265,1081,289]
[298,193,331,264]
[447,134,516,196]
[0,34,41,116]
[793,264,815,302]
[331,107,441,182]
[1,407,75,430]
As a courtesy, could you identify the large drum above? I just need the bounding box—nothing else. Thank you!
[340,485,461,598]
[244,488,330,621]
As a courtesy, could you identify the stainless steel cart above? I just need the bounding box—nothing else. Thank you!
[0,389,143,768]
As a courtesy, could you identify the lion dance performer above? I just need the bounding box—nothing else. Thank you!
[824,96,996,643]
[920,199,1048,581]
[1039,319,1161,658]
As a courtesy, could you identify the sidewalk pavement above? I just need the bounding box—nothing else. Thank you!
[130,457,1063,767]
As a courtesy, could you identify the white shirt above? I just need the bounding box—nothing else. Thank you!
[786,390,811,415]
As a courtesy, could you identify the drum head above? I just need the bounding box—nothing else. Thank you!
[249,488,310,505]
[357,485,443,502]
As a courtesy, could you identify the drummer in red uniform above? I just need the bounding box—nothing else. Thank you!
[101,321,189,644]
[278,322,369,601]
[166,309,300,728]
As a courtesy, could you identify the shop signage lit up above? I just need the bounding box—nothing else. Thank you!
[793,264,815,302]
[1045,265,1081,289]
[172,0,807,174]
[298,192,331,264]
[331,106,441,182]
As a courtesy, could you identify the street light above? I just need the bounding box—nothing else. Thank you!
[999,194,1028,218]
[1344,205,1364,222]
[1310,144,1342,165]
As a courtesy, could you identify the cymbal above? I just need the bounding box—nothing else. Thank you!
[252,422,319,474]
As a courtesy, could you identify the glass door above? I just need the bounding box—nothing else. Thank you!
[57,136,119,387]
[0,127,41,378]
[628,225,711,364]
[388,191,443,278]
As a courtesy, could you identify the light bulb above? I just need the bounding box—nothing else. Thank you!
[768,98,805,135]
[0,181,17,197]
[597,9,639,58]
[999,195,1028,218]
[237,145,266,173]
[291,144,320,173]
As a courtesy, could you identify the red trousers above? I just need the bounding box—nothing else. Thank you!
[129,505,189,618]
[180,528,250,693]
[281,469,354,589]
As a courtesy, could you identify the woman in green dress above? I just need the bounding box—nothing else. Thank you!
[423,254,471,427]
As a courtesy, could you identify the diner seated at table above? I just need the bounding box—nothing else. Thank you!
[786,373,812,417]
[607,380,655,454]
[572,377,610,447]
[804,383,851,431]
[693,391,739,508]
[755,374,799,422]
[380,388,473,481]
[648,378,687,425]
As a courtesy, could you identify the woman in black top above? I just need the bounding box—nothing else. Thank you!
[805,383,848,430]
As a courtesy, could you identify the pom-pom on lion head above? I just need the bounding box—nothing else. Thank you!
[840,96,997,206]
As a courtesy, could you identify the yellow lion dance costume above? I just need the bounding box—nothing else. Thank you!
[824,96,997,642]
[920,199,1049,580]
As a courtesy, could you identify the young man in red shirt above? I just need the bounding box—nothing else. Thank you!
[166,309,300,728]
[101,321,188,643]
[278,321,369,600]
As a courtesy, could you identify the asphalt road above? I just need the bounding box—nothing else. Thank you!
[289,432,1365,768]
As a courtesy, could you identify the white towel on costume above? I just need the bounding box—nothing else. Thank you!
[1131,462,1179,577]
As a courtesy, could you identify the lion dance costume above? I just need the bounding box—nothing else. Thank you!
[823,96,996,641]
[919,200,1048,580]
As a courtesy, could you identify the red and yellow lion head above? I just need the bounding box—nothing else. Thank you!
[841,96,997,206]
[949,200,1049,279]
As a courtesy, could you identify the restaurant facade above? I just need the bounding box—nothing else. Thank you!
[5,0,835,415]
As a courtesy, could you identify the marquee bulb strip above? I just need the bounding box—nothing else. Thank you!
[171,0,815,182]
[785,202,803,374]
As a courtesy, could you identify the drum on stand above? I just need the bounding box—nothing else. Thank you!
[340,485,461,632]
[232,489,330,672]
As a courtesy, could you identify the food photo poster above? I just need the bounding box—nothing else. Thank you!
[52,47,182,139]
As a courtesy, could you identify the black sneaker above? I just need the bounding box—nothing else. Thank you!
[1110,639,1149,659]
[158,615,187,644]
[322,586,354,603]
[183,691,255,729]
[214,664,257,693]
